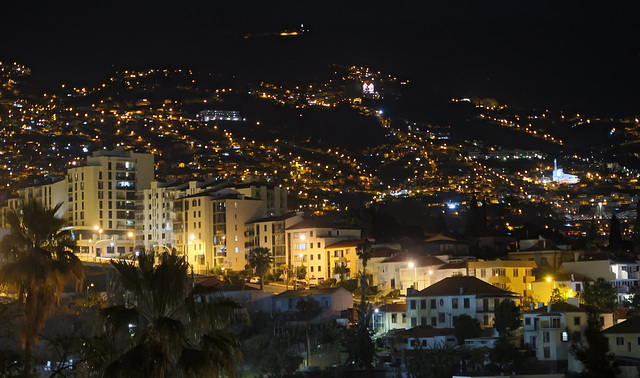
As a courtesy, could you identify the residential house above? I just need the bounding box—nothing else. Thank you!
[272,287,353,319]
[325,238,362,280]
[378,253,446,295]
[530,273,592,305]
[523,301,615,373]
[286,220,361,286]
[468,259,536,303]
[562,253,640,303]
[603,316,640,375]
[372,303,407,335]
[508,236,578,269]
[406,276,518,329]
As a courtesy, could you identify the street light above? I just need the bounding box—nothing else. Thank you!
[408,262,417,291]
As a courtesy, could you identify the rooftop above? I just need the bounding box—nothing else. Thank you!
[408,276,517,298]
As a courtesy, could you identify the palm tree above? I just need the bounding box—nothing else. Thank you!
[0,200,84,376]
[333,264,348,282]
[248,247,273,291]
[98,252,246,377]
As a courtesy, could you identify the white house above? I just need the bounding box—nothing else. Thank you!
[272,287,353,319]
[406,276,518,329]
[523,301,615,373]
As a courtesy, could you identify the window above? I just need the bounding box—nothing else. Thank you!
[391,314,397,323]
[494,299,500,309]
[543,332,550,342]
[318,254,321,260]
[438,313,445,323]
[480,269,486,278]
[430,299,436,309]
[297,243,306,250]
[525,318,531,326]
[575,283,582,292]
[452,298,458,309]
[420,300,426,310]
[551,318,561,328]
[310,243,313,249]
[562,331,568,342]
[431,317,436,326]
[617,337,624,346]
[318,266,321,272]
[513,268,519,277]
[463,298,470,309]
[421,317,427,326]
[310,254,314,260]
[543,347,550,358]
[411,317,416,327]
[310,266,314,272]
[317,242,321,248]
[574,316,581,326]
[410,300,416,310]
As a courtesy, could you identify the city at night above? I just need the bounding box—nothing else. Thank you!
[1,2,640,377]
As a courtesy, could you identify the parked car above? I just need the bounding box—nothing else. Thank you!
[249,276,261,284]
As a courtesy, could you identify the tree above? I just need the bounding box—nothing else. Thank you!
[248,247,274,290]
[98,252,246,377]
[454,314,482,345]
[626,286,640,317]
[333,264,348,281]
[341,236,376,368]
[493,300,521,338]
[582,278,618,313]
[571,309,619,377]
[405,344,457,378]
[609,213,624,255]
[0,200,84,376]
[549,283,576,304]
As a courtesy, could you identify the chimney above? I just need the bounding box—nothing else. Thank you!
[567,297,580,307]
[531,303,535,311]
[547,302,552,312]
[537,302,544,309]
[571,274,575,281]
[459,287,464,295]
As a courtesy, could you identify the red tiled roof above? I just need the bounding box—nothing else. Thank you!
[286,219,339,230]
[526,302,585,314]
[325,239,363,249]
[438,261,467,270]
[604,317,640,334]
[377,303,406,312]
[381,253,445,267]
[275,287,349,298]
[408,276,516,297]
[372,247,399,258]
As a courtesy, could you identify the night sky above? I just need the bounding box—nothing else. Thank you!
[3,1,640,115]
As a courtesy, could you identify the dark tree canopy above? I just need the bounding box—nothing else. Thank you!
[582,278,618,313]
[493,300,521,337]
[454,314,482,345]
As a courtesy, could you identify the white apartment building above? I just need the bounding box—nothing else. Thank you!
[5,177,68,221]
[173,181,288,273]
[66,148,154,259]
[245,213,304,268]
[286,220,361,285]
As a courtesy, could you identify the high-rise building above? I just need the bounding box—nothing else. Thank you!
[66,148,154,259]
[172,179,288,273]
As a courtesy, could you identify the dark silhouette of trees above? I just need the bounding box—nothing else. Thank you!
[248,247,274,290]
[582,277,618,314]
[97,252,246,377]
[0,200,84,376]
[609,213,624,255]
[494,300,521,338]
[454,314,482,345]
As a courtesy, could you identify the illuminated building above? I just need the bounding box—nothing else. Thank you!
[286,220,361,286]
[67,148,154,258]
[551,159,579,184]
[197,110,244,122]
[172,178,288,272]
